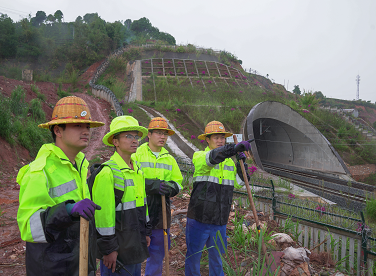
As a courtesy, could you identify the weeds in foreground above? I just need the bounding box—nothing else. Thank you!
[216,230,280,275]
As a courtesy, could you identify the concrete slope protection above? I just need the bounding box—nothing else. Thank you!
[245,101,350,178]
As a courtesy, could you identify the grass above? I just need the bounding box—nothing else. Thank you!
[0,94,12,142]
[0,63,23,80]
[0,86,52,156]
[96,49,376,167]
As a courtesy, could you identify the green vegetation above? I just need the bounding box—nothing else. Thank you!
[0,87,52,156]
[0,12,176,72]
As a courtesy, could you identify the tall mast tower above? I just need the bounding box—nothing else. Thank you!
[356,75,360,100]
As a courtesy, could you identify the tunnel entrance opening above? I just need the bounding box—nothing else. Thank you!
[246,101,350,178]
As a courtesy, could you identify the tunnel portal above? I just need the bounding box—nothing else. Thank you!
[246,101,349,176]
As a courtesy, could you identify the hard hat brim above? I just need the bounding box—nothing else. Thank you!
[103,126,148,147]
[148,127,175,136]
[38,119,105,129]
[198,131,233,140]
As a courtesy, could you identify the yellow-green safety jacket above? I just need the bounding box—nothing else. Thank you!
[93,151,151,265]
[134,143,183,229]
[187,145,248,225]
[16,143,96,276]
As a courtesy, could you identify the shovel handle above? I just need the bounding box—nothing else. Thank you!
[234,135,267,255]
[161,195,170,276]
[79,217,89,276]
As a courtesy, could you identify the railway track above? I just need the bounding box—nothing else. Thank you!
[263,163,375,210]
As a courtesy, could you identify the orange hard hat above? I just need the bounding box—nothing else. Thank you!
[148,117,175,136]
[38,96,105,129]
[197,121,232,140]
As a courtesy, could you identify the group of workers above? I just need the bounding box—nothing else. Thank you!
[16,96,252,276]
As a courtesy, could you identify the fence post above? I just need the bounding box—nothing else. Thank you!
[271,180,276,220]
[360,212,368,272]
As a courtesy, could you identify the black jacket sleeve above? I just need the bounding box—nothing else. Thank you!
[208,144,237,165]
[145,179,161,195]
[41,200,77,243]
[145,219,152,236]
[97,234,119,256]
[166,181,180,197]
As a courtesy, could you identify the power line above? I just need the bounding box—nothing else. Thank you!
[0,5,29,15]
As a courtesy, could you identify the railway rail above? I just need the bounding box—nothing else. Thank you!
[263,163,375,211]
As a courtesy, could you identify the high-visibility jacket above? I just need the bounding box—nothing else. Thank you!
[187,145,247,225]
[134,143,183,229]
[93,151,151,265]
[16,143,96,276]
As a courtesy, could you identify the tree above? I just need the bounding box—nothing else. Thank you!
[293,85,301,95]
[32,11,46,26]
[75,16,82,23]
[46,14,55,24]
[16,18,42,59]
[373,121,376,130]
[314,91,324,99]
[157,32,175,45]
[131,17,153,34]
[54,10,63,22]
[124,19,132,30]
[0,14,17,58]
[83,13,98,24]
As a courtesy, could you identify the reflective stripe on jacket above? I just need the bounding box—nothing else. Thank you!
[16,143,96,276]
[93,151,151,265]
[187,146,244,225]
[134,143,183,229]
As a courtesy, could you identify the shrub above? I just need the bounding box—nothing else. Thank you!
[18,119,52,157]
[57,83,71,98]
[176,46,185,53]
[29,98,46,123]
[30,84,46,101]
[365,195,376,222]
[0,64,22,80]
[10,86,27,117]
[0,95,11,141]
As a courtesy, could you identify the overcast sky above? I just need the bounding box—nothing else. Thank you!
[2,0,376,103]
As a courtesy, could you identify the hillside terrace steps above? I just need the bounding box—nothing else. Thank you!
[320,106,376,140]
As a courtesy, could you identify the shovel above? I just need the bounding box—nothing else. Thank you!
[233,135,267,255]
[161,195,170,276]
[79,217,89,276]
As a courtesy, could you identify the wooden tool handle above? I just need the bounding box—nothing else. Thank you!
[161,195,170,276]
[234,135,267,255]
[79,217,89,276]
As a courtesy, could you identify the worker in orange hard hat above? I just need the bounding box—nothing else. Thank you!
[17,96,104,276]
[134,117,183,276]
[185,121,252,275]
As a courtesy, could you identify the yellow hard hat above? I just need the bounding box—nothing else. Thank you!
[38,96,105,129]
[103,116,148,146]
[197,121,232,140]
[148,117,175,136]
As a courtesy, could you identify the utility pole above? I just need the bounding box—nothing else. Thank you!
[356,75,360,100]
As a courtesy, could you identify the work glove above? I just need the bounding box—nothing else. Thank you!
[71,198,101,221]
[234,139,254,153]
[159,181,170,196]
[236,152,247,162]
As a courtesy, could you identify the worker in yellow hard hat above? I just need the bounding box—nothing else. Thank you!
[93,115,151,276]
[185,121,252,275]
[134,117,183,276]
[17,96,105,276]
